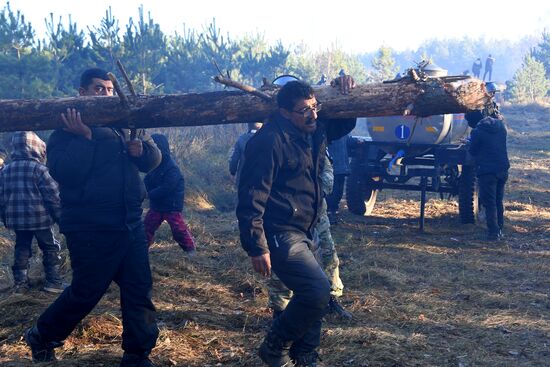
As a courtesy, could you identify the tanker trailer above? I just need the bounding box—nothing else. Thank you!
[346,63,478,229]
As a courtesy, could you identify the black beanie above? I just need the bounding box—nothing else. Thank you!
[464,110,484,128]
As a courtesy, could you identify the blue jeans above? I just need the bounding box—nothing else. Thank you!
[268,231,331,355]
[37,225,158,356]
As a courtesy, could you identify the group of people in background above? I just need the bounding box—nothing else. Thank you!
[0,63,509,366]
[472,54,496,80]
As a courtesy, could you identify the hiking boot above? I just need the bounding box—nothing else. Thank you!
[13,268,30,294]
[328,296,353,320]
[119,353,157,367]
[43,280,68,294]
[24,326,63,362]
[13,281,30,295]
[259,331,295,367]
[292,351,321,367]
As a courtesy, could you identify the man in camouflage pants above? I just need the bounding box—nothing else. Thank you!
[267,154,351,320]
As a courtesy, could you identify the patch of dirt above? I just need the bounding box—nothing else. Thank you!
[0,105,548,366]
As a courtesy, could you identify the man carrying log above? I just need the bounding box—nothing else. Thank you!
[24,68,161,367]
[237,76,356,366]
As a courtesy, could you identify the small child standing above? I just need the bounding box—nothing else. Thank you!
[0,132,64,293]
[144,134,196,254]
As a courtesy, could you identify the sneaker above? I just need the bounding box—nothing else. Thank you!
[119,353,156,367]
[24,326,63,362]
[184,249,196,257]
[43,281,69,294]
[328,296,353,320]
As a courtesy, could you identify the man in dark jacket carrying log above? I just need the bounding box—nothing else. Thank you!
[24,68,161,367]
[237,79,356,366]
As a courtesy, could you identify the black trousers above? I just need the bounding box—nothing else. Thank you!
[326,174,347,213]
[478,171,508,235]
[13,228,60,280]
[268,231,331,356]
[37,225,158,356]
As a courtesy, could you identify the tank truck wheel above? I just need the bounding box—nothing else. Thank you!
[458,165,478,224]
[346,172,378,216]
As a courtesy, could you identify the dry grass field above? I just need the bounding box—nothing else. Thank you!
[0,105,548,366]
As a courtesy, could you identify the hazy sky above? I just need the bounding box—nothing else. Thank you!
[7,0,550,53]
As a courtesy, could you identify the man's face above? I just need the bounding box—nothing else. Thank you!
[79,78,115,96]
[281,96,319,134]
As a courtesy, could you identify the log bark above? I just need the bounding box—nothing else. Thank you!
[0,78,489,132]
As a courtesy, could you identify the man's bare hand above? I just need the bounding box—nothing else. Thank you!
[61,108,92,140]
[251,253,271,277]
[127,140,143,157]
[330,74,356,94]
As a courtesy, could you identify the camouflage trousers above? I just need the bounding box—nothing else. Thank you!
[267,200,344,312]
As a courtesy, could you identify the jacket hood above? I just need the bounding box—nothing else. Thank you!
[151,134,171,159]
[477,117,505,133]
[11,131,46,162]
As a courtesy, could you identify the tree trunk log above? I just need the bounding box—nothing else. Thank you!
[0,78,489,132]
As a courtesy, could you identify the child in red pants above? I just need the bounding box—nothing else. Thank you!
[144,134,195,254]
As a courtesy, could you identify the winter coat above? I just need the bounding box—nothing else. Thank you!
[327,134,351,175]
[144,134,185,212]
[0,131,60,230]
[47,127,161,232]
[228,130,257,186]
[237,113,355,257]
[469,117,510,176]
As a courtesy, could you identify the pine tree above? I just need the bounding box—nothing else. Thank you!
[510,54,549,103]
[532,30,550,79]
[370,46,398,83]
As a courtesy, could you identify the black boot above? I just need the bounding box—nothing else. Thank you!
[259,331,295,367]
[13,268,30,294]
[328,296,353,320]
[119,352,156,367]
[24,326,63,362]
[292,351,320,367]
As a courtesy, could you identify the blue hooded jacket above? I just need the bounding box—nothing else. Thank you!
[144,134,185,212]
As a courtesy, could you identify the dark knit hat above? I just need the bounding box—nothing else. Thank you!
[464,110,484,128]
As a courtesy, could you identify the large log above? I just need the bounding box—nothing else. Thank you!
[0,78,489,132]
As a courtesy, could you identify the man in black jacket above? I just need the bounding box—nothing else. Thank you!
[237,79,355,366]
[24,68,161,367]
[465,110,510,241]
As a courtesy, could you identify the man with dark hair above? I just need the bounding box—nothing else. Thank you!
[24,68,161,367]
[237,77,355,366]
[464,109,509,241]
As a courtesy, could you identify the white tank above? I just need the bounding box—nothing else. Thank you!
[365,62,470,156]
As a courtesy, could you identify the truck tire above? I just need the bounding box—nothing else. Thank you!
[458,165,477,224]
[346,172,378,216]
